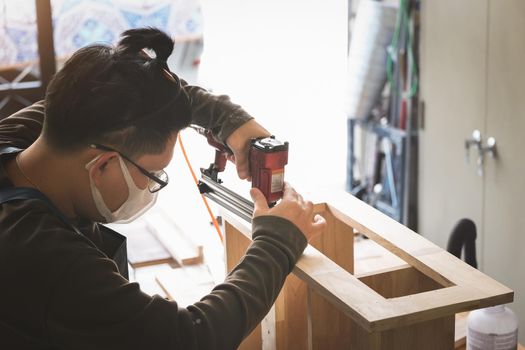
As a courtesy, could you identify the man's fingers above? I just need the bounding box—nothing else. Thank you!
[250,187,269,216]
[225,119,271,181]
[235,152,249,180]
[226,152,251,181]
[305,201,314,213]
[282,182,298,201]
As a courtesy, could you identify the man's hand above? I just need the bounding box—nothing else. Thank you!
[225,119,271,180]
[250,182,326,242]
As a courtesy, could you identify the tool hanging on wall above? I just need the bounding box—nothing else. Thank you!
[191,126,289,223]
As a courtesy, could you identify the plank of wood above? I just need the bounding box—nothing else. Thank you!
[145,209,203,266]
[221,189,514,333]
[308,286,353,349]
[355,238,468,348]
[354,236,408,277]
[107,220,176,268]
[224,210,457,350]
[320,192,511,296]
[155,264,215,306]
[275,273,308,350]
[306,209,354,349]
[314,193,512,326]
[130,263,174,298]
[454,312,468,349]
[358,265,443,299]
[123,225,175,268]
[350,314,455,350]
[308,208,354,273]
[224,221,263,350]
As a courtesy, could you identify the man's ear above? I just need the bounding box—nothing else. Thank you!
[88,153,118,187]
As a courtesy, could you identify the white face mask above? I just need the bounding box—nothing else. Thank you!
[86,155,158,224]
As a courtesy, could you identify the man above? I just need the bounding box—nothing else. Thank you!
[0,28,326,349]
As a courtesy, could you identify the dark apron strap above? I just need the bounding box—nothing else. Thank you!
[0,186,128,279]
[98,225,129,279]
[0,186,78,231]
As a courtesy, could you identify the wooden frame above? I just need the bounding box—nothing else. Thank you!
[1,0,56,118]
[223,191,513,349]
[35,0,56,90]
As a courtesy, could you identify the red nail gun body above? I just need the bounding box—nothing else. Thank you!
[192,126,288,220]
[249,137,288,204]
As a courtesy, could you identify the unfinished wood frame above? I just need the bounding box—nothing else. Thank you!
[223,191,513,350]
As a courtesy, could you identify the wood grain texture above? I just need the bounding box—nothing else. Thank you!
[351,315,454,349]
[306,209,354,349]
[222,188,513,349]
[225,222,262,350]
[358,265,443,299]
[275,274,309,350]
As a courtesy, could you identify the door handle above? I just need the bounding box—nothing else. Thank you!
[465,130,482,164]
[483,137,497,159]
[465,131,497,176]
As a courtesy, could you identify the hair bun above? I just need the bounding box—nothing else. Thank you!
[117,27,174,62]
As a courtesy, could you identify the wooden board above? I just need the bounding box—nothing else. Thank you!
[455,312,468,349]
[306,208,354,349]
[275,273,308,350]
[107,220,176,268]
[221,189,513,349]
[125,227,175,268]
[155,264,215,306]
[146,209,204,266]
[354,236,408,277]
[130,263,173,298]
[358,265,444,299]
[350,315,455,350]
[225,222,262,350]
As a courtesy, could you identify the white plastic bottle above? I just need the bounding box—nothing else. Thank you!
[467,305,518,350]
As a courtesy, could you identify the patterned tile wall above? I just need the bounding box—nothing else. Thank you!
[0,0,203,66]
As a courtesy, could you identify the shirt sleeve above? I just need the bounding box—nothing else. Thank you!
[0,101,45,149]
[1,84,254,149]
[182,80,254,144]
[46,215,307,350]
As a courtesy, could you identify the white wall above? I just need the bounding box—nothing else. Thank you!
[197,0,348,192]
[152,0,348,258]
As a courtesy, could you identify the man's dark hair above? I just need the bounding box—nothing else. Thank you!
[42,27,191,156]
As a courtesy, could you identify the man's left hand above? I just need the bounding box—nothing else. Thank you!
[226,119,271,180]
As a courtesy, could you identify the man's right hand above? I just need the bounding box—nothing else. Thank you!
[250,182,326,242]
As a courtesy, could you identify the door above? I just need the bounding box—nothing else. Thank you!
[484,0,525,342]
[419,0,487,251]
[420,0,525,344]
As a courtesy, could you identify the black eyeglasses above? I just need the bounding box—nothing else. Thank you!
[90,143,168,193]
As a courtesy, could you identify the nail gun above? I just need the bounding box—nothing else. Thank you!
[191,125,289,223]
